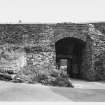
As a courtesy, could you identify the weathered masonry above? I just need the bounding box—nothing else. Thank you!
[0,23,105,81]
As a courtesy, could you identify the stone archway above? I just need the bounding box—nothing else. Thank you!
[55,37,86,79]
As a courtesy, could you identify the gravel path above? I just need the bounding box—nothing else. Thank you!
[0,80,105,101]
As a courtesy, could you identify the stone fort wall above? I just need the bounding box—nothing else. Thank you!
[0,23,105,81]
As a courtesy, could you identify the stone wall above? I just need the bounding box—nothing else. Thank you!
[80,35,95,80]
[53,23,88,42]
[88,24,105,80]
[0,23,105,82]
[26,52,55,70]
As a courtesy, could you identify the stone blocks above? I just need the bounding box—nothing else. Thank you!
[0,23,105,84]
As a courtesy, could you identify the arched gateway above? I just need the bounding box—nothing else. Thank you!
[55,37,86,79]
[52,24,100,81]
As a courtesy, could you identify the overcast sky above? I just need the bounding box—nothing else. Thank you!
[0,0,105,23]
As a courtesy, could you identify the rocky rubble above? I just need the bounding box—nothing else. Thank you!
[13,65,73,87]
[13,52,73,87]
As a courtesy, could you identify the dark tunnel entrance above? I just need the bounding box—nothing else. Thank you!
[55,37,86,79]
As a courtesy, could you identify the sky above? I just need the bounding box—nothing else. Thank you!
[0,0,105,23]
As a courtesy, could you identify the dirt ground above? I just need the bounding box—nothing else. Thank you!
[0,79,105,101]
